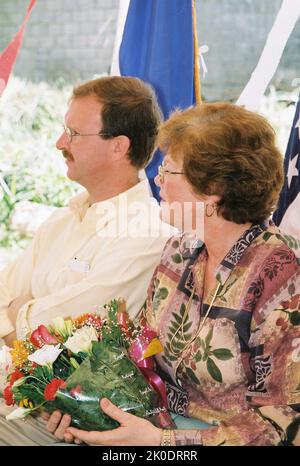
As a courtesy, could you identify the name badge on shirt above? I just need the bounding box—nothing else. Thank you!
[67,257,90,273]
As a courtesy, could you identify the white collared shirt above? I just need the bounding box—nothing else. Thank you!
[0,180,175,339]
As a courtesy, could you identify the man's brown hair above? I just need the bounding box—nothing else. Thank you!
[73,76,162,169]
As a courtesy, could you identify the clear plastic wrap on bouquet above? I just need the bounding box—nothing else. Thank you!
[48,342,169,430]
[1,300,174,430]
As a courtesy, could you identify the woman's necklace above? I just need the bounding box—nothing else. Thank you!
[169,282,221,357]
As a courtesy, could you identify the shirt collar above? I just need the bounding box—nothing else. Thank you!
[68,179,153,222]
[215,221,268,285]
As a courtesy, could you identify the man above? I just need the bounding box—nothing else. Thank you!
[0,76,174,445]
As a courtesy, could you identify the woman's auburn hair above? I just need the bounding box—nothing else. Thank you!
[157,102,284,224]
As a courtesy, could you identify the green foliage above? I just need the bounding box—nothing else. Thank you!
[163,303,193,366]
[101,300,129,348]
[0,76,80,254]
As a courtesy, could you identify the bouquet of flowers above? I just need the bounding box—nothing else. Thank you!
[0,300,173,431]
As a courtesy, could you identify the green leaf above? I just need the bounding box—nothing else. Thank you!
[281,234,300,250]
[195,351,202,362]
[158,287,169,299]
[171,253,182,264]
[185,367,201,385]
[212,348,234,360]
[179,303,186,317]
[172,312,183,325]
[199,338,206,349]
[183,322,193,333]
[163,346,177,361]
[169,324,180,334]
[262,232,273,242]
[286,416,300,444]
[205,327,213,346]
[167,354,178,362]
[170,319,180,329]
[290,311,300,326]
[175,341,188,350]
[207,358,222,383]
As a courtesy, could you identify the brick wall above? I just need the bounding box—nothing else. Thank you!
[0,0,299,100]
[0,0,119,83]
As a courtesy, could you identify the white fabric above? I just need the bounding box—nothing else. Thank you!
[279,193,300,239]
[110,0,130,75]
[237,0,300,111]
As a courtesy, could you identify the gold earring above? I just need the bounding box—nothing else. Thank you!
[205,203,216,217]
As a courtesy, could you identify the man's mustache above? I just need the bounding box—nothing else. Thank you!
[62,150,73,159]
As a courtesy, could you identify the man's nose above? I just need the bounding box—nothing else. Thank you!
[56,131,69,150]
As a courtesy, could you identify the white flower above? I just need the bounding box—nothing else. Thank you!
[6,407,31,421]
[28,344,63,366]
[0,345,12,371]
[64,326,98,354]
[50,317,73,339]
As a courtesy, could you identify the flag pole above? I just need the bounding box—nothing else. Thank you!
[192,0,201,104]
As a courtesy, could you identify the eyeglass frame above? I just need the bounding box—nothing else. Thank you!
[62,125,115,143]
[158,163,184,183]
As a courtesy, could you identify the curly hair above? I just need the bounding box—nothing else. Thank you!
[157,102,284,224]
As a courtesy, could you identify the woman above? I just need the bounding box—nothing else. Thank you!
[63,102,300,446]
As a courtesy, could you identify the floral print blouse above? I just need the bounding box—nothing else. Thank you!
[143,223,300,446]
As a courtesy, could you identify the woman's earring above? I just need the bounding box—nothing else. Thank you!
[205,203,217,217]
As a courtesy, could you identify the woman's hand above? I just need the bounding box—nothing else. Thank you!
[43,410,76,443]
[65,398,162,446]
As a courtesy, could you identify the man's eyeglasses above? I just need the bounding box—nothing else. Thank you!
[63,125,114,143]
[158,164,184,183]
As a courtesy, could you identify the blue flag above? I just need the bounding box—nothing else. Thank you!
[273,99,300,228]
[119,0,197,200]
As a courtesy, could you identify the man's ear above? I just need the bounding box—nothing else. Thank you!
[111,135,131,161]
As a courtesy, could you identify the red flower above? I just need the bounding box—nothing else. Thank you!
[276,317,284,326]
[87,315,102,330]
[69,385,82,398]
[276,317,288,331]
[44,379,66,401]
[30,325,59,348]
[9,369,24,386]
[3,386,14,406]
[281,294,300,310]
